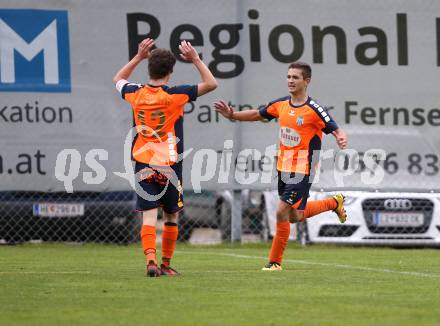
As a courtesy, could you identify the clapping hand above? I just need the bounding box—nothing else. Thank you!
[214,100,234,119]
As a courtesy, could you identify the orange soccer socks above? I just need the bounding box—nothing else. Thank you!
[302,198,337,220]
[161,222,178,266]
[141,223,179,267]
[141,224,157,264]
[268,221,291,265]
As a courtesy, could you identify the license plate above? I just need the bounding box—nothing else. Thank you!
[372,212,424,227]
[33,203,85,217]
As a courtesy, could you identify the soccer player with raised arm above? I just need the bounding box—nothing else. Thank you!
[214,62,347,271]
[113,39,217,277]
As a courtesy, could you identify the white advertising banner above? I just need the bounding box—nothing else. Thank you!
[0,0,439,192]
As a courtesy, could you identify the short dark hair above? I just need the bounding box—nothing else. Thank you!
[288,62,312,80]
[148,49,177,80]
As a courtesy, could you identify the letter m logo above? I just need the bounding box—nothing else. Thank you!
[0,9,70,92]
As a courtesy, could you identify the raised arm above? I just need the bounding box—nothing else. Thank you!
[214,100,262,121]
[179,40,217,96]
[112,38,155,84]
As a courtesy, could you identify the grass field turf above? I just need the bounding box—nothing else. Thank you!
[1,243,439,325]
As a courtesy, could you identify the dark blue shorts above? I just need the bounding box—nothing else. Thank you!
[278,172,311,210]
[134,162,183,214]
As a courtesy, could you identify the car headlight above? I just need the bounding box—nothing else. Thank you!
[343,196,356,206]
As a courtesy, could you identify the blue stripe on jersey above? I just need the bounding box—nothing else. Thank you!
[163,85,198,102]
[174,115,184,159]
[307,134,322,175]
[259,95,290,120]
[321,120,338,134]
[307,98,338,134]
[121,83,143,99]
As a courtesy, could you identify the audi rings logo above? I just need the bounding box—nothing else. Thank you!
[383,199,412,210]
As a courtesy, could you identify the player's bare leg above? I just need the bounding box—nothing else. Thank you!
[289,209,304,223]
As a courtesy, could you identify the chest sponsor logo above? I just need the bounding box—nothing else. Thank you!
[279,127,301,147]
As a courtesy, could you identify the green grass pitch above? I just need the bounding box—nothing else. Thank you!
[1,242,440,325]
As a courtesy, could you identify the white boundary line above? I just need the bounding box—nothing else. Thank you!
[0,271,91,275]
[177,250,440,279]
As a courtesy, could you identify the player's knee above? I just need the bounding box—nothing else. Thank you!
[289,209,304,223]
[163,211,179,223]
[289,215,299,223]
[142,208,159,225]
[276,208,290,222]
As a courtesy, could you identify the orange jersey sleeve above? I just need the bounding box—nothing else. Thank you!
[259,96,290,120]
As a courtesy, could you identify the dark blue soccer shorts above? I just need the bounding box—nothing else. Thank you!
[134,162,183,214]
[278,172,311,210]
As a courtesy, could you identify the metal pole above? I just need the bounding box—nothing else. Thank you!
[231,189,242,242]
[230,1,244,243]
[297,221,307,247]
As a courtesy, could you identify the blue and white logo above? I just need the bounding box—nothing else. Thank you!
[0,9,71,92]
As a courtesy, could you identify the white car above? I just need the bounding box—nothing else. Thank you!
[261,189,440,246]
[306,190,440,246]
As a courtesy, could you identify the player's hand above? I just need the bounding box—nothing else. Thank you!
[214,100,234,119]
[179,40,200,63]
[137,38,155,59]
[332,128,347,149]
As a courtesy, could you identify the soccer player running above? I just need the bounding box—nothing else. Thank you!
[113,39,217,277]
[214,62,347,271]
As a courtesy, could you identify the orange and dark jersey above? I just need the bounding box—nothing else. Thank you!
[259,96,338,174]
[116,80,197,166]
